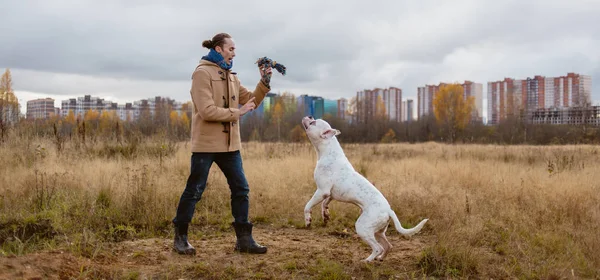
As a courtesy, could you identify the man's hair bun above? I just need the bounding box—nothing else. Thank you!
[202,40,214,49]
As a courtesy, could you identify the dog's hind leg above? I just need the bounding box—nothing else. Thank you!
[375,224,392,261]
[321,196,332,225]
[356,214,384,262]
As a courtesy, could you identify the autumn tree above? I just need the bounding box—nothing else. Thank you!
[381,128,396,143]
[180,111,190,136]
[169,110,179,127]
[169,110,182,138]
[289,124,307,142]
[84,109,100,122]
[137,105,153,135]
[280,91,297,117]
[181,101,193,121]
[433,83,475,143]
[0,69,20,141]
[272,101,284,141]
[99,110,113,136]
[65,110,76,125]
[375,95,387,121]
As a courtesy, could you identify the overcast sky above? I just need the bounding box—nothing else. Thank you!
[2,0,599,118]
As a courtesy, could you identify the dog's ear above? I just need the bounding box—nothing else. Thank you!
[321,128,341,139]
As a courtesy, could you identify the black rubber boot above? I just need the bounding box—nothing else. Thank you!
[232,222,267,254]
[173,223,196,255]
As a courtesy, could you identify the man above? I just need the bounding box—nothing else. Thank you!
[172,32,274,255]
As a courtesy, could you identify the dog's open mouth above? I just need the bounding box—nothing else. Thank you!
[303,120,316,130]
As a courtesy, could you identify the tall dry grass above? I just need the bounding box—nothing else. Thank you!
[0,133,599,278]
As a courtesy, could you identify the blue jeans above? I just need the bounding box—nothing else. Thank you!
[173,151,251,226]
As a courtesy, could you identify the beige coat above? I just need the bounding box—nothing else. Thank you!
[189,60,269,152]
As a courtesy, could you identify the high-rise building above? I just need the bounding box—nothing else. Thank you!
[323,99,338,118]
[383,87,402,121]
[487,73,592,124]
[26,98,56,119]
[261,92,277,113]
[356,89,377,123]
[402,99,414,122]
[356,87,402,123]
[337,98,348,120]
[462,81,484,121]
[312,97,324,119]
[61,95,111,119]
[487,78,527,124]
[116,103,136,121]
[417,84,444,118]
[60,95,184,121]
[297,95,324,119]
[402,101,407,122]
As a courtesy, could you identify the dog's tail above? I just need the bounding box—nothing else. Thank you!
[388,209,428,237]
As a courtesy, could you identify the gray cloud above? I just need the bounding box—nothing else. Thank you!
[1,0,599,113]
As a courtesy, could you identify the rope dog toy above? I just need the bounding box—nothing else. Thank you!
[255,57,287,76]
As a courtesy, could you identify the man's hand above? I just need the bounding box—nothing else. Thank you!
[240,97,256,116]
[259,66,273,86]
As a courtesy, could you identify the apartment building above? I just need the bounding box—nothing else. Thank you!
[297,95,325,119]
[529,106,600,125]
[356,87,402,123]
[417,84,442,118]
[487,78,527,124]
[337,98,348,120]
[401,99,414,122]
[463,81,484,121]
[26,98,58,119]
[61,95,110,119]
[487,73,592,124]
[60,95,184,121]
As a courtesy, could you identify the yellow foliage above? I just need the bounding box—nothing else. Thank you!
[273,102,284,122]
[375,95,387,120]
[0,68,20,125]
[99,110,112,133]
[169,111,179,127]
[65,110,76,125]
[180,112,190,135]
[1,68,14,98]
[433,83,475,141]
[84,109,100,122]
[289,124,308,142]
[381,128,396,143]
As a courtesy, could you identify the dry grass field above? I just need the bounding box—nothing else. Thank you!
[1,135,599,279]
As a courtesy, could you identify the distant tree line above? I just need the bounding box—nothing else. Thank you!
[3,78,599,145]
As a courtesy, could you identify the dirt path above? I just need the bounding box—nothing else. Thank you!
[0,226,432,279]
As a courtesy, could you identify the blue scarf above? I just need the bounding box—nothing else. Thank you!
[201,48,232,70]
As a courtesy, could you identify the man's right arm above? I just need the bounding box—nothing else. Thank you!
[191,69,240,122]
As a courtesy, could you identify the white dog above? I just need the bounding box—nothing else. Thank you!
[301,116,428,262]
